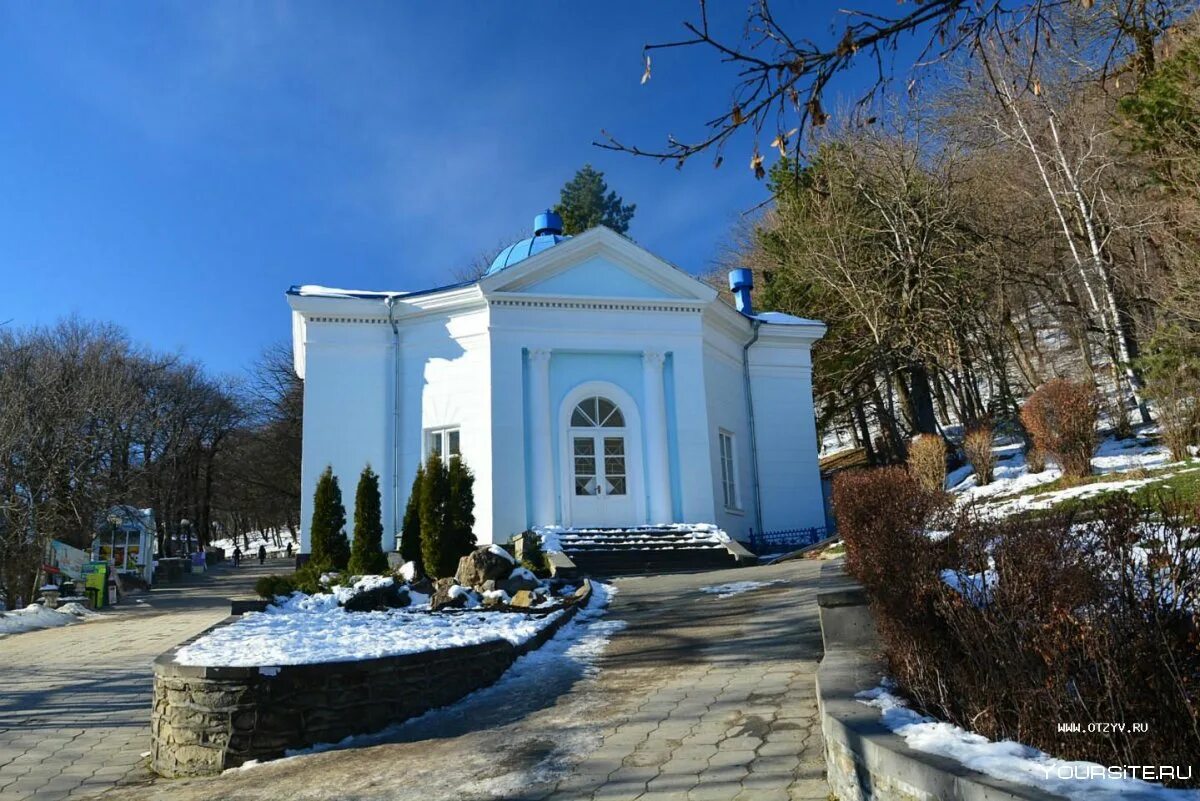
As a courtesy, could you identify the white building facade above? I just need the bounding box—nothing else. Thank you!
[287,213,826,553]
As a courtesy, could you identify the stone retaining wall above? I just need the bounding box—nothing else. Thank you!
[151,580,591,778]
[816,576,1063,801]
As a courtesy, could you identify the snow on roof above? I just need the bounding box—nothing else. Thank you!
[290,285,403,299]
[288,280,475,301]
[750,311,824,326]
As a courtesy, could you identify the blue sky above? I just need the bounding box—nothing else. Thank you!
[0,2,919,375]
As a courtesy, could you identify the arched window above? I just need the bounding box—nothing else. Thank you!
[570,396,625,428]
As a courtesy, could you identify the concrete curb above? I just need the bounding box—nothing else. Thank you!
[816,580,1067,801]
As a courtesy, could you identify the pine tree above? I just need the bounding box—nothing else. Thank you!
[446,455,477,563]
[553,165,636,235]
[399,463,424,575]
[309,465,349,570]
[418,452,450,577]
[348,464,387,575]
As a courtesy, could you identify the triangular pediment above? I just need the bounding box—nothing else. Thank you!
[479,227,717,303]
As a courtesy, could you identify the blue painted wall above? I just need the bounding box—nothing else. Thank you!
[520,347,685,527]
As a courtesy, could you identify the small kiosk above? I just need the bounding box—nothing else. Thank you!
[92,506,157,588]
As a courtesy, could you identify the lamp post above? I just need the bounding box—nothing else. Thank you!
[107,513,121,568]
[180,518,192,556]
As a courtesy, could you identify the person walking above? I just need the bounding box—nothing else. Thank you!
[258,544,267,565]
[285,541,293,559]
[232,546,241,567]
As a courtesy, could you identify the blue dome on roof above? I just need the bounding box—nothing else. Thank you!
[485,210,570,276]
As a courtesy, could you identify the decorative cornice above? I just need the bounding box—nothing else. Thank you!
[307,317,389,325]
[492,298,700,314]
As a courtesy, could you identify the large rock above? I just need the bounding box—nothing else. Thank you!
[454,546,515,589]
[498,573,540,596]
[430,578,467,612]
[341,581,409,613]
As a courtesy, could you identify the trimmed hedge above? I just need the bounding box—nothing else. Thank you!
[833,467,1200,787]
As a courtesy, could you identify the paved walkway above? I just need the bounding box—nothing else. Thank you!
[0,562,283,801]
[99,558,837,801]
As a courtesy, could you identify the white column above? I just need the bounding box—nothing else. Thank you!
[643,350,674,524]
[528,348,557,526]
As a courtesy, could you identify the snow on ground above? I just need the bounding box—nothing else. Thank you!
[939,569,996,607]
[175,594,569,667]
[698,580,784,599]
[949,433,1195,518]
[0,602,97,638]
[211,529,298,558]
[253,583,624,796]
[858,684,1199,800]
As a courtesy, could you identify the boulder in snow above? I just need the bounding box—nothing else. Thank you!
[509,589,546,608]
[341,581,410,613]
[430,577,466,611]
[454,546,514,589]
[499,573,540,596]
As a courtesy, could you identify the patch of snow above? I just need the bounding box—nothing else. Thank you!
[484,544,515,563]
[699,580,784,599]
[0,602,98,638]
[397,561,417,582]
[331,575,394,605]
[858,683,1199,800]
[281,583,626,796]
[940,569,996,607]
[508,566,537,582]
[175,593,568,667]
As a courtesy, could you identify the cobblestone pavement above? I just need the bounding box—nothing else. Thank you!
[0,562,284,801]
[101,558,837,801]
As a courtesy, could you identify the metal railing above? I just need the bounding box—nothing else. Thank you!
[749,526,827,554]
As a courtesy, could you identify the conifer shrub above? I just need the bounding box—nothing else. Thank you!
[446,454,477,560]
[418,453,477,577]
[399,464,425,576]
[962,423,995,485]
[348,464,388,575]
[1138,325,1200,462]
[254,573,297,600]
[310,466,350,570]
[834,470,1200,787]
[518,531,549,577]
[1020,379,1099,479]
[907,434,947,492]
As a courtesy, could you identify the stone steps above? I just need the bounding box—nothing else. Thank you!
[557,526,741,576]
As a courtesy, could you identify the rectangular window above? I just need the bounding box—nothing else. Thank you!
[719,430,739,510]
[426,427,461,459]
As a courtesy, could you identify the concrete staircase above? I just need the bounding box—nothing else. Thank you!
[555,526,747,576]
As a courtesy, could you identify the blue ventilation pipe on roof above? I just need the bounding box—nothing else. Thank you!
[729,268,754,315]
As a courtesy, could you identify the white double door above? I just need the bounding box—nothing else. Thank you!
[569,428,636,527]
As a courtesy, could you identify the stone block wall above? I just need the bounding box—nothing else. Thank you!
[152,581,590,777]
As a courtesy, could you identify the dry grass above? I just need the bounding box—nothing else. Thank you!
[907,434,947,492]
[962,424,995,485]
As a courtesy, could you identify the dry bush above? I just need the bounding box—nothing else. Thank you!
[1020,379,1099,479]
[1025,446,1046,473]
[962,423,995,485]
[907,434,948,492]
[836,477,1200,787]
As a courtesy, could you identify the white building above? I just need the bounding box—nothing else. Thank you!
[287,211,826,555]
